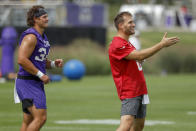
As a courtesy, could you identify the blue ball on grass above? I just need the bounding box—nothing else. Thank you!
[63,59,85,80]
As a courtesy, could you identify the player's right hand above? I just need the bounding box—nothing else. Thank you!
[40,75,50,84]
[161,32,180,47]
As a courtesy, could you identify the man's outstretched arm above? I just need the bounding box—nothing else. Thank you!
[125,32,180,61]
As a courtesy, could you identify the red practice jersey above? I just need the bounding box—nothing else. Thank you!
[108,37,147,100]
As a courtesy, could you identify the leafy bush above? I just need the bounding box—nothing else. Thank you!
[157,52,183,73]
[182,54,196,73]
[142,61,160,74]
[155,51,196,74]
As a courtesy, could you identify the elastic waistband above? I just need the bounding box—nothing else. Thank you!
[17,75,41,81]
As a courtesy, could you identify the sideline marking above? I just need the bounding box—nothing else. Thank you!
[187,111,196,115]
[54,119,175,126]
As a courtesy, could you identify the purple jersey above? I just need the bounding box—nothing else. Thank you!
[18,27,50,76]
[15,27,50,109]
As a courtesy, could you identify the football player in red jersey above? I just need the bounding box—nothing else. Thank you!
[108,12,179,131]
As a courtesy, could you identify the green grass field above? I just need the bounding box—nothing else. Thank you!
[0,74,196,131]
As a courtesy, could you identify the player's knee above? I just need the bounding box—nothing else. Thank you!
[35,116,47,126]
[40,115,47,124]
[122,117,134,130]
[23,116,33,125]
[23,119,32,125]
[125,117,134,127]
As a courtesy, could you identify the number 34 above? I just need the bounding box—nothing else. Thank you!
[35,48,47,61]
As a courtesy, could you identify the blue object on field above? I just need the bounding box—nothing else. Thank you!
[50,74,62,82]
[0,26,18,76]
[63,59,85,80]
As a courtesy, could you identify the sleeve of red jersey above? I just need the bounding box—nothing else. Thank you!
[111,42,135,60]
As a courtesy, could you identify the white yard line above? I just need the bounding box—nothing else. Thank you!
[146,120,175,126]
[187,111,196,115]
[54,119,175,126]
[43,126,89,130]
[0,126,89,130]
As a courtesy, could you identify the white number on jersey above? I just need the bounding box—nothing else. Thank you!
[35,48,47,61]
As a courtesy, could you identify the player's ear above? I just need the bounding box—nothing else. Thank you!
[33,17,37,22]
[34,16,39,23]
[118,23,123,30]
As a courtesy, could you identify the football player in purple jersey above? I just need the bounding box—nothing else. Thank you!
[15,5,63,131]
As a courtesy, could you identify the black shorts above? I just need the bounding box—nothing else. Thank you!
[22,99,33,114]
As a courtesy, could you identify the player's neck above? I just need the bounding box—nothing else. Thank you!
[117,32,129,41]
[33,25,44,35]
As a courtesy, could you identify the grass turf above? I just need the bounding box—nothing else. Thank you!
[0,74,196,131]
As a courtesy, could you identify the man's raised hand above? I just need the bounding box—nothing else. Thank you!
[161,32,180,48]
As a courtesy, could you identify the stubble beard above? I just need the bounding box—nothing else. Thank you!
[125,28,134,36]
[39,23,48,30]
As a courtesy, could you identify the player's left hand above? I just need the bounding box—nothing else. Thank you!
[55,59,63,68]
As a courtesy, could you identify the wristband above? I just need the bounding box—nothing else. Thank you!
[51,61,56,68]
[36,70,44,78]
